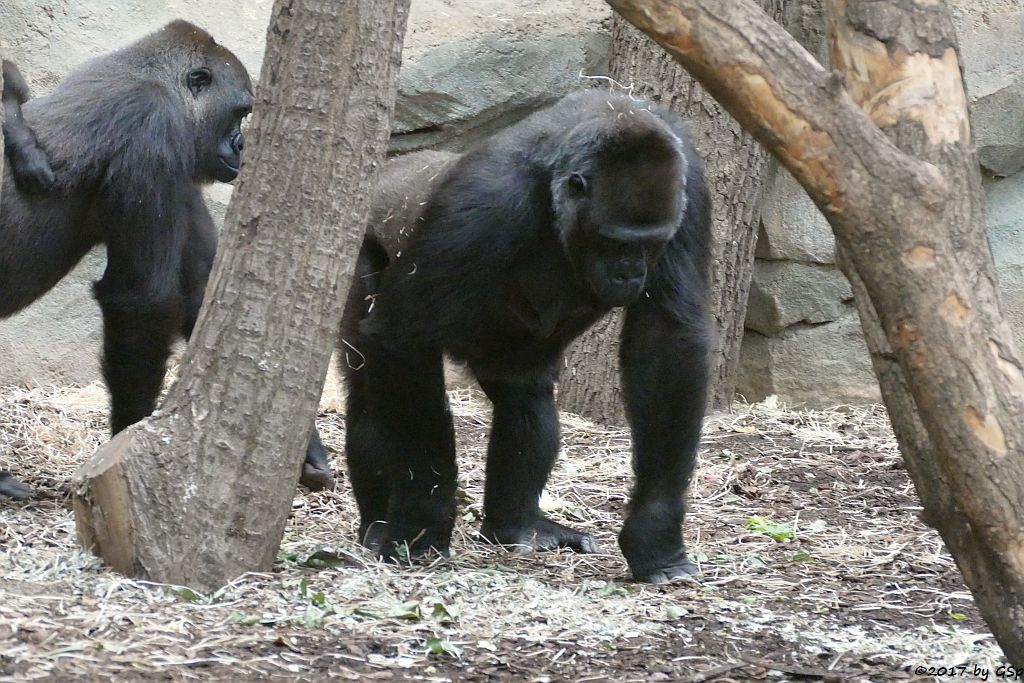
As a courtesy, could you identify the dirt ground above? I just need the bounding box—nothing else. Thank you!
[0,383,1003,681]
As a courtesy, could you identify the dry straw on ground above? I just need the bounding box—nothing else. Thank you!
[0,382,1001,681]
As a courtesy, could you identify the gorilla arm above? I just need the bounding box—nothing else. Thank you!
[617,153,713,583]
[2,59,55,193]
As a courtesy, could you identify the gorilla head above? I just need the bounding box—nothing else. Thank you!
[155,21,254,183]
[552,114,688,308]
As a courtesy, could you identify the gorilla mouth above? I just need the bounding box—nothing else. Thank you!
[216,156,241,182]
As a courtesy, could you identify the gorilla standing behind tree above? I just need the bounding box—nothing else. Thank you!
[0,22,333,499]
[340,90,712,583]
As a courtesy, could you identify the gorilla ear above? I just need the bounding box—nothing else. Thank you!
[187,68,212,96]
[567,172,589,198]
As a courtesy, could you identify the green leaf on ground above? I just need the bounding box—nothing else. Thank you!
[424,636,461,657]
[746,515,794,542]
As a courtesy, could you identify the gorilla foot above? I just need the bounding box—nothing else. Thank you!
[0,471,31,500]
[300,459,335,491]
[481,516,600,554]
[363,522,452,564]
[628,550,701,585]
[300,429,335,491]
[358,520,389,553]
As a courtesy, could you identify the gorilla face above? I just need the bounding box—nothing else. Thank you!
[555,119,687,308]
[185,39,254,184]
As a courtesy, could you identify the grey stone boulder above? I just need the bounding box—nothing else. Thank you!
[745,261,853,336]
[950,1,1024,177]
[391,0,611,153]
[755,168,836,265]
[987,171,1024,348]
[737,307,880,408]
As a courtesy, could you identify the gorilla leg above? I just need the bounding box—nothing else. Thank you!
[618,301,709,583]
[298,431,332,491]
[94,275,182,433]
[477,374,599,554]
[343,359,391,548]
[348,342,457,560]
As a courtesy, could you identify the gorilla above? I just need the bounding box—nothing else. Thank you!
[339,90,712,583]
[0,22,333,499]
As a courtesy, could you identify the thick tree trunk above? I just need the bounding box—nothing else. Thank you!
[558,4,790,423]
[827,0,1023,662]
[72,0,411,591]
[605,0,1024,664]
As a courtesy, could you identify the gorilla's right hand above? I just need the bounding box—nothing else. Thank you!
[7,140,56,193]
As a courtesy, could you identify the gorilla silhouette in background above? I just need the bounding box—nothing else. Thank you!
[0,22,333,499]
[339,90,712,583]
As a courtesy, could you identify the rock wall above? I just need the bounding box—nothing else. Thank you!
[736,0,1024,407]
[0,0,610,385]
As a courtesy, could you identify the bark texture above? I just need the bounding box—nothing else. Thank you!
[72,0,411,591]
[558,3,791,423]
[605,0,1024,664]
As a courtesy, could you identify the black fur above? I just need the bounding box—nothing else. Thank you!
[339,91,712,583]
[0,22,332,499]
[2,59,55,193]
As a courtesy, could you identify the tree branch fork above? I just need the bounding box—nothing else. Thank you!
[606,0,1024,663]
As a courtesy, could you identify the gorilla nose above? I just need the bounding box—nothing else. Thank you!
[611,259,645,286]
[231,131,244,155]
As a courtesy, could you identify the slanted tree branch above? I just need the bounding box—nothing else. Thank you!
[608,0,1024,663]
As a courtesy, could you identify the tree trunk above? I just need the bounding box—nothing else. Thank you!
[72,0,411,591]
[605,0,1024,664]
[558,4,790,423]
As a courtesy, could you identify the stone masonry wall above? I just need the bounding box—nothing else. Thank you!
[736,0,1024,407]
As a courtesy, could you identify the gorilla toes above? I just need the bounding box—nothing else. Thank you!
[481,516,601,554]
[359,520,389,553]
[365,521,453,564]
[0,471,31,500]
[627,549,701,585]
[10,144,56,194]
[378,535,452,565]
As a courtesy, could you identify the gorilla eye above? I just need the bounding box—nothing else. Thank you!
[567,173,589,197]
[187,68,212,95]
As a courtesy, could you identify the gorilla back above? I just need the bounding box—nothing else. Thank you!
[341,90,712,583]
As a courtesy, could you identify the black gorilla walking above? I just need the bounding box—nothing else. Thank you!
[340,90,712,583]
[0,22,332,499]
